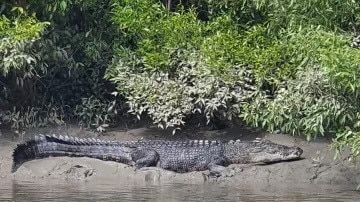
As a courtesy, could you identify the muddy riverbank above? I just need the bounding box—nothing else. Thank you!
[0,125,359,190]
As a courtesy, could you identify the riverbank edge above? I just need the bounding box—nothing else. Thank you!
[1,124,359,189]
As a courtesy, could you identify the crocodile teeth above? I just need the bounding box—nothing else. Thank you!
[34,135,41,142]
[64,135,70,141]
[39,134,46,141]
[52,134,57,138]
[59,135,64,140]
[253,138,262,143]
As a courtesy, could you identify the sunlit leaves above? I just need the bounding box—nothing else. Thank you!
[107,50,253,131]
[0,13,49,42]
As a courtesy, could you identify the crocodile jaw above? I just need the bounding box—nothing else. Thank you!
[249,146,303,163]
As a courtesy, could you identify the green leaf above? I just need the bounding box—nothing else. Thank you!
[60,1,67,11]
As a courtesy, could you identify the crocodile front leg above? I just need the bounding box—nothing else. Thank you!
[131,148,160,169]
[207,155,230,177]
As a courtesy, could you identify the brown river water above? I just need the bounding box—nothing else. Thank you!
[1,180,359,202]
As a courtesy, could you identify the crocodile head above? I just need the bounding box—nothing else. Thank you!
[247,139,303,163]
[226,139,303,164]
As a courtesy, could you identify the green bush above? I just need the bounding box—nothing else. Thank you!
[107,0,294,131]
[241,28,360,140]
[107,2,263,131]
[107,49,254,131]
[1,0,118,131]
[205,0,360,32]
[0,9,49,76]
[0,105,64,131]
[75,96,117,132]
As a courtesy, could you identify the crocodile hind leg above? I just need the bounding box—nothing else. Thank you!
[131,148,160,169]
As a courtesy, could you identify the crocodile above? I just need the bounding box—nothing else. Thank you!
[12,134,303,175]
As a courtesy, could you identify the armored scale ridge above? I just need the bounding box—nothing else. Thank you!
[12,134,303,175]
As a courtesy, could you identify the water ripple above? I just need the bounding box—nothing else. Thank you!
[0,180,359,202]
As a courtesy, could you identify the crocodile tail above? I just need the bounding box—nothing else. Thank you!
[12,134,57,173]
[12,134,133,173]
[12,139,38,173]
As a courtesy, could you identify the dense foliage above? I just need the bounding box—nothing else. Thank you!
[0,0,118,131]
[1,0,360,163]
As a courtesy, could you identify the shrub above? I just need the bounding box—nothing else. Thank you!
[107,49,254,132]
[109,0,296,131]
[0,105,64,132]
[1,1,117,131]
[0,9,49,76]
[75,96,118,132]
